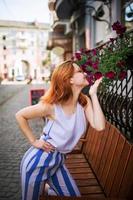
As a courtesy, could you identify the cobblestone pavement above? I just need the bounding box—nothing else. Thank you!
[0,85,26,105]
[0,84,48,200]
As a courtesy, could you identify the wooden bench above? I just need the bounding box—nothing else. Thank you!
[40,121,133,200]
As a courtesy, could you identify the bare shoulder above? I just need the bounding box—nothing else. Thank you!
[16,102,54,120]
[38,102,54,118]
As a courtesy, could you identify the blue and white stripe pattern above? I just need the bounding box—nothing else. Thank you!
[21,142,81,200]
[20,102,86,200]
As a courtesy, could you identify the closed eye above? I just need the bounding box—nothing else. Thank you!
[77,70,83,73]
[79,70,84,73]
[74,68,84,74]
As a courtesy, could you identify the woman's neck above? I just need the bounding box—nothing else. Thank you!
[60,97,77,116]
[62,87,81,107]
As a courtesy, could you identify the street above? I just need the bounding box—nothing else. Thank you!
[0,84,47,200]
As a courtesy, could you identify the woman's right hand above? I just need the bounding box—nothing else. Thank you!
[31,139,55,153]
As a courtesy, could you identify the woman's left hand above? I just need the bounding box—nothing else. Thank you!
[89,77,103,97]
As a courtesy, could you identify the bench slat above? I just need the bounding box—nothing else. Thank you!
[97,122,114,180]
[100,128,119,187]
[110,141,132,197]
[65,162,89,168]
[66,154,85,159]
[92,122,111,169]
[118,146,133,198]
[79,185,103,193]
[68,167,92,174]
[104,132,126,196]
[83,126,94,160]
[40,121,133,200]
[76,179,99,186]
[44,196,126,200]
[65,158,87,163]
[72,173,95,179]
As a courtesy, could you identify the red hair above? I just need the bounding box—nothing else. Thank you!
[40,60,87,107]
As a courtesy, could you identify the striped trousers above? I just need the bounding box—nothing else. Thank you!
[20,145,81,200]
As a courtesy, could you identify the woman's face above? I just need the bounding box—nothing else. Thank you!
[71,63,88,87]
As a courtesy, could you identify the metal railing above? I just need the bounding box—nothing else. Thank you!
[97,30,133,141]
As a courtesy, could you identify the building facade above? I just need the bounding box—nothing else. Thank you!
[48,0,133,58]
[0,20,50,81]
[48,0,133,140]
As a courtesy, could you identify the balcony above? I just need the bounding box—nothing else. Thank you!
[47,31,72,53]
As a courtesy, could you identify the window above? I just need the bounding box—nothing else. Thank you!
[122,1,133,30]
[3,46,6,50]
[2,35,6,40]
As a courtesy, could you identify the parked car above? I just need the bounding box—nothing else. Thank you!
[16,75,25,81]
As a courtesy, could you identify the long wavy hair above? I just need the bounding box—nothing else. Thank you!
[40,60,87,107]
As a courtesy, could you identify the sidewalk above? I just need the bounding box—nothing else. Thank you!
[0,85,26,106]
[0,81,50,106]
[0,83,45,200]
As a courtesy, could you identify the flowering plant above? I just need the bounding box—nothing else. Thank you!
[72,21,133,85]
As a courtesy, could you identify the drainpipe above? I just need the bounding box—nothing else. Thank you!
[111,0,121,24]
[85,0,95,49]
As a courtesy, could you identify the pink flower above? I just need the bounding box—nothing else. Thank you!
[85,49,91,54]
[116,60,125,67]
[86,59,92,66]
[105,71,116,79]
[75,52,81,60]
[112,21,126,35]
[117,26,126,35]
[94,72,103,80]
[73,20,128,83]
[92,49,97,56]
[81,65,88,73]
[92,62,99,70]
[80,48,85,53]
[86,73,95,85]
[112,21,120,30]
[118,71,127,80]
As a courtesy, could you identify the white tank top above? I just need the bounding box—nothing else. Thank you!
[41,102,87,154]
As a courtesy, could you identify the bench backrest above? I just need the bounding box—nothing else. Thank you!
[82,121,133,199]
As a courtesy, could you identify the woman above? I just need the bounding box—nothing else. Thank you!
[16,60,105,200]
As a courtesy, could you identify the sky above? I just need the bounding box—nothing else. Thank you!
[0,0,50,23]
